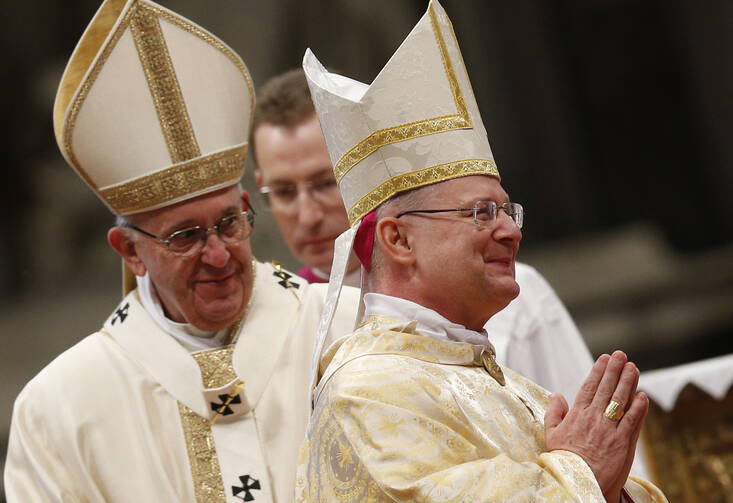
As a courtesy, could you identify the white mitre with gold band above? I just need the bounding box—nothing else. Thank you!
[302,0,500,412]
[53,0,254,216]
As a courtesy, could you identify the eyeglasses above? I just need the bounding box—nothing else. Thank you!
[125,209,256,257]
[396,200,524,229]
[259,176,340,212]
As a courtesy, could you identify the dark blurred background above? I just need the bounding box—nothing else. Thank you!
[2,1,732,498]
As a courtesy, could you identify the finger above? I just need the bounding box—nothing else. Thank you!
[620,395,646,476]
[591,350,627,410]
[617,392,649,439]
[574,354,610,408]
[603,362,639,423]
[545,393,569,430]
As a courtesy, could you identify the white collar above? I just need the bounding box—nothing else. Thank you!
[363,292,491,347]
[136,273,231,352]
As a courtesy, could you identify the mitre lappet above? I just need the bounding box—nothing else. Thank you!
[303,0,502,411]
[53,0,254,292]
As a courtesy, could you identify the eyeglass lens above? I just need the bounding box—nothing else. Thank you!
[167,212,252,255]
[263,177,339,209]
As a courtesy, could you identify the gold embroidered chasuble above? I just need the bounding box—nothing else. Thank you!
[296,317,668,503]
[5,260,359,503]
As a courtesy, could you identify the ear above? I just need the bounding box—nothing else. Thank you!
[375,217,415,266]
[107,227,147,277]
[241,190,252,210]
[254,169,263,188]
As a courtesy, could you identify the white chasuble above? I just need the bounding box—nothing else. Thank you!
[296,315,668,503]
[5,260,359,503]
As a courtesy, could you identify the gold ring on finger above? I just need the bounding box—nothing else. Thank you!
[604,400,625,422]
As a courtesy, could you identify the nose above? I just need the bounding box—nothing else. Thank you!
[199,230,231,268]
[493,210,522,246]
[296,190,325,228]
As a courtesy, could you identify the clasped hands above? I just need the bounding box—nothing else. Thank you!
[545,350,649,503]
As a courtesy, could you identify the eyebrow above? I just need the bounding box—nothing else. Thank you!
[266,168,334,186]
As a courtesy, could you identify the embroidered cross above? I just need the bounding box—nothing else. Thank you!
[271,261,301,306]
[232,474,261,501]
[272,267,299,290]
[111,302,130,325]
[211,392,242,417]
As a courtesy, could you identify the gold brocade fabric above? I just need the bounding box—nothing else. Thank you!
[295,320,667,502]
[643,384,733,503]
[347,158,498,226]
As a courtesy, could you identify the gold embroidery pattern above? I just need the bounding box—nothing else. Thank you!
[61,0,255,210]
[347,158,498,225]
[332,4,471,183]
[304,397,384,502]
[100,145,246,214]
[130,3,201,163]
[147,2,255,132]
[178,402,227,502]
[192,346,237,389]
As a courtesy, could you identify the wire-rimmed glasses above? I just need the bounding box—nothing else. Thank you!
[124,209,256,257]
[395,200,524,229]
[258,175,340,213]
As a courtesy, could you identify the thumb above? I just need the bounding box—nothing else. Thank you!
[545,393,569,431]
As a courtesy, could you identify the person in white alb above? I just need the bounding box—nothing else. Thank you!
[294,1,666,501]
[3,1,357,502]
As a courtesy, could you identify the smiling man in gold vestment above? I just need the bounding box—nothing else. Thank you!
[294,1,668,502]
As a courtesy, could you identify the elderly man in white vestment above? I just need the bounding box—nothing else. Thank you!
[294,1,667,502]
[3,1,357,502]
[251,68,594,403]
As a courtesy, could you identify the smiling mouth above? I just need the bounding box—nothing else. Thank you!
[197,272,234,284]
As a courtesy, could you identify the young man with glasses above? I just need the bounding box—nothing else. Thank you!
[252,69,362,286]
[295,1,665,501]
[4,2,357,502]
[251,69,595,407]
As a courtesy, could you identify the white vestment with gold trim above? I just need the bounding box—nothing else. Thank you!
[295,301,667,503]
[5,260,359,503]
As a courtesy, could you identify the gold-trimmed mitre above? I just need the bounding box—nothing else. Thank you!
[53,0,254,215]
[303,0,499,226]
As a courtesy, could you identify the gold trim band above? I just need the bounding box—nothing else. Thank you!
[148,2,255,133]
[332,3,472,183]
[100,144,246,214]
[192,346,237,389]
[178,403,227,502]
[130,2,201,163]
[347,158,499,225]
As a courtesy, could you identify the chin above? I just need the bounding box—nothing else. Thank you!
[194,299,245,331]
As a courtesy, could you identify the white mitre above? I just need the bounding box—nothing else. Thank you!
[53,0,254,216]
[302,0,501,412]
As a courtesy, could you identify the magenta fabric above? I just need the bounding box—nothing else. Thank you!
[353,211,377,273]
[296,266,327,284]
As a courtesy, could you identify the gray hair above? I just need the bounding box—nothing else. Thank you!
[115,214,134,227]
